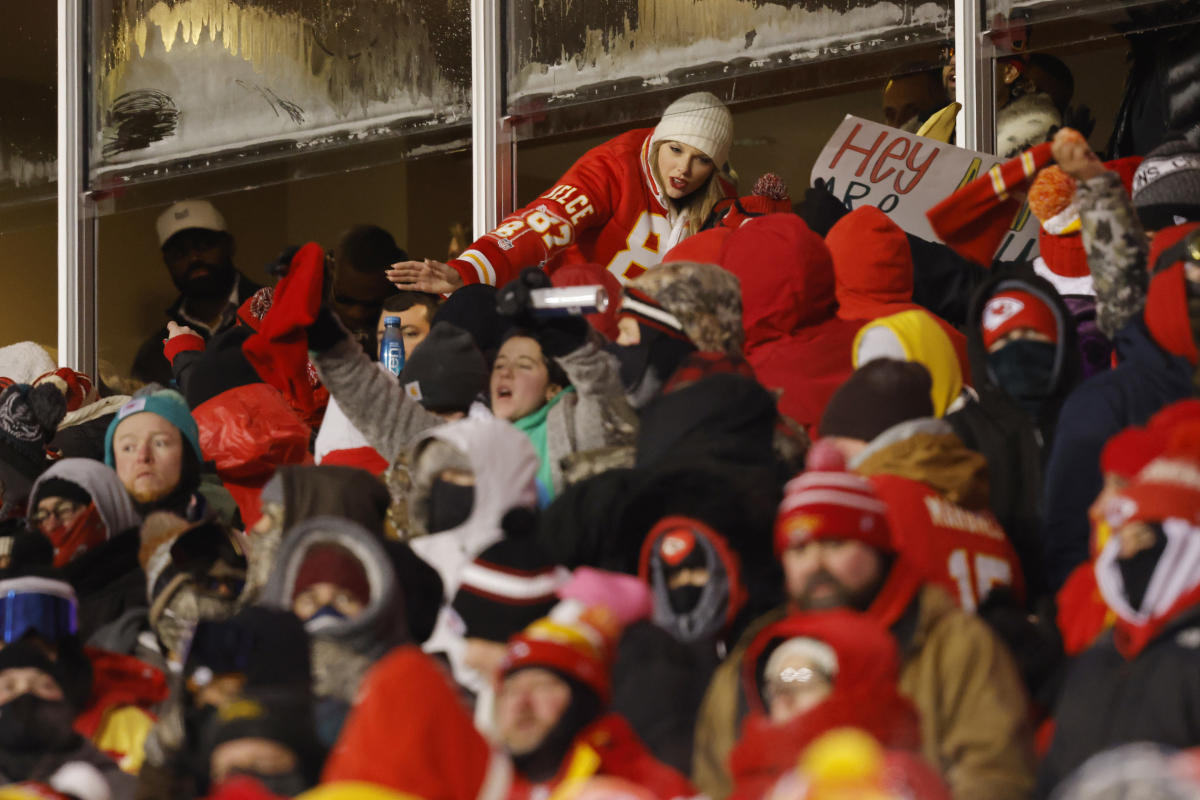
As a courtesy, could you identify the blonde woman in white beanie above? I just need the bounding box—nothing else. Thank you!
[390,91,736,294]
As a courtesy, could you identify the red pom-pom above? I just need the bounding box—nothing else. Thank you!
[752,172,789,202]
[249,287,274,321]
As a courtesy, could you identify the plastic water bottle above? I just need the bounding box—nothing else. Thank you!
[380,316,406,376]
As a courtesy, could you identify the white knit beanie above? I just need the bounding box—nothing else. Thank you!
[651,92,733,168]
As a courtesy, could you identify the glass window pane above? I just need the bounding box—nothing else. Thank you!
[984,3,1200,158]
[96,145,471,388]
[91,0,471,186]
[0,4,56,353]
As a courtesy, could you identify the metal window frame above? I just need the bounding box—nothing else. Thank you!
[955,0,996,153]
[58,0,96,375]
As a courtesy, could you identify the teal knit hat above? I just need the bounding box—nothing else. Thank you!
[104,389,202,467]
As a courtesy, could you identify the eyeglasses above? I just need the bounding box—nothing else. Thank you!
[29,501,85,527]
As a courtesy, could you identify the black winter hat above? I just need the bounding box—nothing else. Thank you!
[0,519,53,575]
[432,284,513,359]
[0,384,67,500]
[451,508,565,643]
[184,606,312,691]
[398,322,488,413]
[818,359,935,442]
[202,690,325,787]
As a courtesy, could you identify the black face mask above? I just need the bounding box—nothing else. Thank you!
[987,339,1058,418]
[667,584,705,615]
[0,694,78,752]
[427,479,474,534]
[1118,523,1169,612]
[226,769,311,797]
[609,326,696,409]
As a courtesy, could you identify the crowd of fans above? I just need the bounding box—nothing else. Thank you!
[1,25,1200,800]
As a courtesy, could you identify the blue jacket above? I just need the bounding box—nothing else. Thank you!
[1041,317,1193,590]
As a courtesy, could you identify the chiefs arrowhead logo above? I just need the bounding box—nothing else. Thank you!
[983,296,1025,332]
[659,530,697,566]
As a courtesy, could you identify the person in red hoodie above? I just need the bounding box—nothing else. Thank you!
[495,601,695,800]
[1036,422,1200,797]
[717,214,864,431]
[825,207,971,385]
[728,609,923,800]
[389,92,736,292]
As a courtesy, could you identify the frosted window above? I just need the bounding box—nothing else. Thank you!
[91,0,471,183]
[507,0,953,116]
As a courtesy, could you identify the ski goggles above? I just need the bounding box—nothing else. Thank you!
[0,577,78,645]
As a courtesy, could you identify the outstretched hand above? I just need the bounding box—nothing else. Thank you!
[165,321,200,340]
[386,259,464,295]
[1052,128,1105,182]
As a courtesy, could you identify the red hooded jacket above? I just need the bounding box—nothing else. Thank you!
[323,647,510,800]
[719,215,865,430]
[825,207,972,384]
[729,610,923,800]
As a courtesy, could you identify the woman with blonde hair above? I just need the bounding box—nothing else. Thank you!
[390,92,736,293]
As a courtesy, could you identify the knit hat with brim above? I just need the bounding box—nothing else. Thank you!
[499,600,622,703]
[104,389,201,467]
[650,92,734,168]
[626,261,744,357]
[1133,136,1200,231]
[398,323,488,414]
[774,470,893,556]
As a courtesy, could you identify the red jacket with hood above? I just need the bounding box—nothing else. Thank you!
[728,610,924,800]
[719,214,865,431]
[825,207,972,384]
[448,128,735,288]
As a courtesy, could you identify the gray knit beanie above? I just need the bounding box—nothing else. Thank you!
[1132,136,1200,231]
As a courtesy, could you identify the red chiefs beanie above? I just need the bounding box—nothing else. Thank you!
[926,142,1054,267]
[981,290,1060,350]
[500,601,622,703]
[1101,427,1168,481]
[1144,222,1200,365]
[774,471,893,556]
[1107,423,1200,528]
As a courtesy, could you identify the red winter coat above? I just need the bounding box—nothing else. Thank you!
[323,647,510,800]
[825,207,972,385]
[869,473,1026,612]
[507,713,696,800]
[75,647,167,768]
[192,383,313,527]
[719,214,864,431]
[729,610,924,800]
[448,128,735,288]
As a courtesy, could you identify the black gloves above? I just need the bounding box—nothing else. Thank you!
[306,305,347,353]
[796,178,850,237]
[496,267,590,358]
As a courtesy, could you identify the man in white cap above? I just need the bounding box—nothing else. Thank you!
[131,199,261,385]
